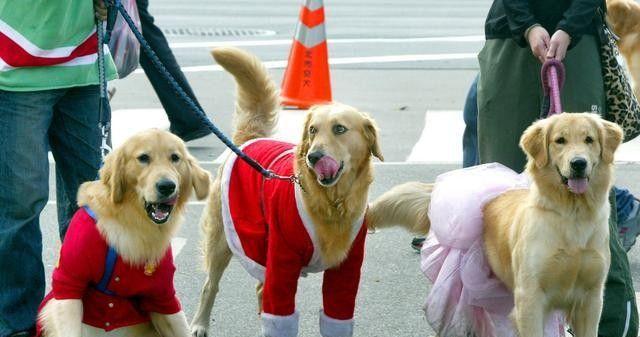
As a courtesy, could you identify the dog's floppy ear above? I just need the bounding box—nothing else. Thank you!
[520,119,549,168]
[362,114,384,161]
[600,119,623,164]
[296,108,315,160]
[187,154,211,200]
[100,149,127,204]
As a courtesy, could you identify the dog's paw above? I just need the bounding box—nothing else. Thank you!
[191,324,209,337]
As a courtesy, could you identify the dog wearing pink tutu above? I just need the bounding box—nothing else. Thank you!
[368,113,623,337]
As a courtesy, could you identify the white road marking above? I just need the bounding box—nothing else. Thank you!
[407,110,464,163]
[407,110,640,164]
[111,109,170,148]
[133,53,477,74]
[45,109,640,166]
[171,237,187,258]
[168,35,485,49]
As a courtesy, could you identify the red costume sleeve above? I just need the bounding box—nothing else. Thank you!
[321,224,366,320]
[261,226,305,337]
[262,228,304,316]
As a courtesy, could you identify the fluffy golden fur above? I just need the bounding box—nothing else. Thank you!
[190,47,383,337]
[607,0,640,98]
[40,129,211,337]
[368,113,623,337]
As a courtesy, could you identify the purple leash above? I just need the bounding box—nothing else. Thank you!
[541,59,565,116]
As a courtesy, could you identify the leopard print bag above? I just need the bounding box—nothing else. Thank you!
[601,24,640,142]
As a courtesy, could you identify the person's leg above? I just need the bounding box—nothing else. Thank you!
[477,39,543,172]
[49,85,103,239]
[614,186,636,221]
[136,0,211,141]
[462,74,479,168]
[599,191,639,337]
[0,89,57,336]
[615,186,640,251]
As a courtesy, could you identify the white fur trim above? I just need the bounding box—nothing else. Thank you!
[220,138,271,282]
[295,183,324,273]
[319,310,354,337]
[262,312,299,337]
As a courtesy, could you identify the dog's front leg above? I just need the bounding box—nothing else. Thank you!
[570,288,604,337]
[151,311,190,337]
[513,287,545,337]
[39,299,83,337]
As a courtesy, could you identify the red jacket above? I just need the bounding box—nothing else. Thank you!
[221,139,367,337]
[37,208,181,333]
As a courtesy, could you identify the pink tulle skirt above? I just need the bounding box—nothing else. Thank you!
[420,163,565,337]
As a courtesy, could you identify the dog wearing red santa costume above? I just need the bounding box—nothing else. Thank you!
[37,129,211,337]
[189,47,388,337]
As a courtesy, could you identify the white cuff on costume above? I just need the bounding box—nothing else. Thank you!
[262,311,299,337]
[319,310,354,337]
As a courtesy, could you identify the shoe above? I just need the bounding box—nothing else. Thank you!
[618,199,640,252]
[411,237,425,252]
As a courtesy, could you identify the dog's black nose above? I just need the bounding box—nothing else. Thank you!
[156,179,176,197]
[570,157,587,172]
[307,151,324,166]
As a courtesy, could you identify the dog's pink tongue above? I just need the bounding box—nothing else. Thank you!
[568,178,589,194]
[314,156,340,180]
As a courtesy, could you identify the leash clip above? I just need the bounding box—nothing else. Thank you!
[264,170,306,192]
[100,123,112,158]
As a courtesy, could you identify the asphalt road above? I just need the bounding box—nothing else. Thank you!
[38,0,640,336]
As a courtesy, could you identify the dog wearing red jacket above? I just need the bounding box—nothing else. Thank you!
[37,129,211,337]
[190,47,384,337]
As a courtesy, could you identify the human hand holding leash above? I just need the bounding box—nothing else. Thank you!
[546,30,571,61]
[527,25,550,63]
[93,0,107,21]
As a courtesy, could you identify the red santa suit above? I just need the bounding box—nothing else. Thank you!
[36,207,181,334]
[221,139,367,337]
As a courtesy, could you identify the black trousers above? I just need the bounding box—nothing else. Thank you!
[136,0,211,141]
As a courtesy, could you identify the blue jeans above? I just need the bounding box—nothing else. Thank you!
[462,75,479,168]
[461,75,637,222]
[0,86,102,336]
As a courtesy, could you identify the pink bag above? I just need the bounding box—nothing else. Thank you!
[108,0,141,78]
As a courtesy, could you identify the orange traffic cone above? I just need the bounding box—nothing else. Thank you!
[281,0,332,109]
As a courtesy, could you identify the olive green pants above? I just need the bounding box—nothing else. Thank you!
[478,36,638,337]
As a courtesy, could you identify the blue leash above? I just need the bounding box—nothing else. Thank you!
[99,0,298,184]
[96,20,112,160]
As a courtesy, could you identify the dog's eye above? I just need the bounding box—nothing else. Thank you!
[333,124,348,135]
[309,126,317,135]
[137,154,150,164]
[585,136,594,144]
[171,153,180,163]
[555,137,566,145]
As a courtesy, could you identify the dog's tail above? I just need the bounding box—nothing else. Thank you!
[211,47,279,145]
[367,182,433,234]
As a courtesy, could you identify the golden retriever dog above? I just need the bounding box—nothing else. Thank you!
[38,129,211,337]
[607,0,640,97]
[190,47,384,337]
[368,113,623,337]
